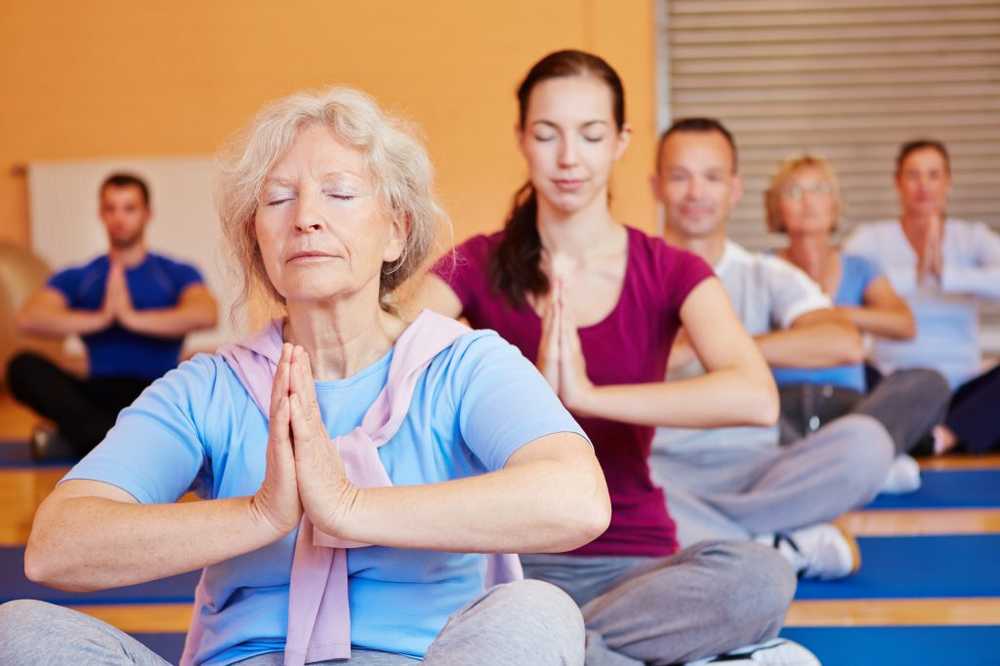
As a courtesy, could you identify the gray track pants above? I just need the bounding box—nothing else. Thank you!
[522,540,796,666]
[651,414,894,546]
[0,580,585,665]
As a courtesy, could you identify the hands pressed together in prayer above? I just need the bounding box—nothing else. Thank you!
[252,343,358,539]
[916,215,945,285]
[536,258,597,416]
[98,261,137,329]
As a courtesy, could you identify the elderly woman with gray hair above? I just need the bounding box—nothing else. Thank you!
[0,88,610,665]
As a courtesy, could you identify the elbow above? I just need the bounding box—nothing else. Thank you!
[193,304,219,332]
[203,308,219,331]
[750,379,780,427]
[13,310,35,335]
[580,492,612,545]
[896,314,917,341]
[836,326,866,365]
[24,530,93,592]
[23,537,66,589]
[557,469,611,551]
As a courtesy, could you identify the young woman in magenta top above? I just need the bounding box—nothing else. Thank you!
[412,50,817,666]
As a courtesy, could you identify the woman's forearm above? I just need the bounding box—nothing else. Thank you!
[572,369,778,429]
[839,305,915,340]
[332,440,610,554]
[26,491,284,591]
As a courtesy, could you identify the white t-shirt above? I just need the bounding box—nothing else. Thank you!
[844,219,1000,388]
[653,240,830,455]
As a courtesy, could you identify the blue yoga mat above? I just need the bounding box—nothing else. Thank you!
[0,547,199,605]
[781,626,1000,666]
[0,440,74,469]
[867,469,1000,509]
[796,534,1000,600]
[132,633,186,663]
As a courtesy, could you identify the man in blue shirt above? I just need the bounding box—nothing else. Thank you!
[7,172,218,460]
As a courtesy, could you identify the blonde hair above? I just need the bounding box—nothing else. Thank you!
[764,155,841,233]
[217,86,445,311]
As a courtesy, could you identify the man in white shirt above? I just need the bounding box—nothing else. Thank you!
[648,118,899,580]
[845,139,1000,454]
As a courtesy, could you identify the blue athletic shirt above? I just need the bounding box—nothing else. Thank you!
[772,253,881,393]
[47,252,204,379]
[63,329,587,665]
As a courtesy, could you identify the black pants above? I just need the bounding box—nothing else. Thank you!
[5,352,151,458]
[944,364,1000,454]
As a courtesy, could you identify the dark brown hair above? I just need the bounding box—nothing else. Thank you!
[896,139,951,176]
[655,117,738,174]
[489,49,625,308]
[100,172,151,207]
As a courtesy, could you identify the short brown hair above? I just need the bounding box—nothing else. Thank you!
[896,139,950,176]
[100,172,150,207]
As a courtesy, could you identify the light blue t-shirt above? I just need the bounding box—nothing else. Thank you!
[64,330,586,665]
[772,254,881,393]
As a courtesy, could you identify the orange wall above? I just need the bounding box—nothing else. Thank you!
[0,1,656,250]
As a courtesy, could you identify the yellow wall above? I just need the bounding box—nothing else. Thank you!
[0,1,656,249]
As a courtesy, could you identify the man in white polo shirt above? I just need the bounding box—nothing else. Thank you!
[648,118,901,581]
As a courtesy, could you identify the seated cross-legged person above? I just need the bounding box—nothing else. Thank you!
[414,50,815,666]
[845,139,1000,455]
[650,118,895,579]
[766,154,951,491]
[0,87,612,666]
[6,172,218,460]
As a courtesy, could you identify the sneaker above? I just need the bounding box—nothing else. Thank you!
[29,426,75,462]
[774,522,860,580]
[880,454,921,494]
[686,638,820,665]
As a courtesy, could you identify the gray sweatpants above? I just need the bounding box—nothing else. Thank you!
[651,414,894,546]
[779,368,951,455]
[522,540,795,666]
[0,580,585,665]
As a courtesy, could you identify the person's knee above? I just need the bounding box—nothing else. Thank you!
[686,541,794,633]
[5,351,44,396]
[899,368,951,411]
[832,415,894,498]
[0,600,61,659]
[504,578,584,628]
[496,580,586,662]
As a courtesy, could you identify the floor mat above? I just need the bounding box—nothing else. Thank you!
[868,470,1000,509]
[0,547,198,604]
[780,625,1000,666]
[795,534,1000,600]
[0,440,74,468]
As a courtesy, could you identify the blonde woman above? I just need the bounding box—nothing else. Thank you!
[0,87,610,665]
[767,155,949,486]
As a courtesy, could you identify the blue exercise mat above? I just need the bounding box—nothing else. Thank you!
[796,534,1000,600]
[0,440,74,469]
[781,626,1000,666]
[132,633,186,663]
[0,547,199,604]
[867,469,1000,509]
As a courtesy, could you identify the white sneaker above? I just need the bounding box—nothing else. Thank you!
[774,522,860,580]
[686,638,821,665]
[879,454,921,494]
